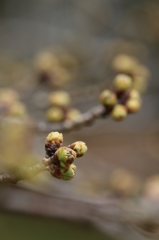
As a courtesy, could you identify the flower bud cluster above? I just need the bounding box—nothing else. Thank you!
[0,88,28,119]
[34,51,78,88]
[45,131,87,180]
[112,54,150,93]
[99,55,149,121]
[46,90,81,123]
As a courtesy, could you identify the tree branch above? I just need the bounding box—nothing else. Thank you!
[35,105,106,133]
[2,187,159,239]
[0,157,52,184]
[4,105,107,133]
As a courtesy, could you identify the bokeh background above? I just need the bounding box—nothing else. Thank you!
[0,1,159,240]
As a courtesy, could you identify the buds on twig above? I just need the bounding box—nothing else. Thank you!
[46,132,87,181]
[99,55,149,121]
[0,131,87,184]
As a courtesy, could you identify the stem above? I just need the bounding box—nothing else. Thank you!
[0,157,52,184]
[35,105,107,133]
[3,105,108,134]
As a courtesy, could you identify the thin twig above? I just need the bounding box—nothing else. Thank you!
[0,157,52,184]
[35,105,107,133]
[3,105,107,133]
[0,105,107,184]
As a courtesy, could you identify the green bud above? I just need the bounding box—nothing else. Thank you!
[126,99,141,113]
[49,91,71,107]
[34,51,59,72]
[46,132,63,145]
[112,54,138,74]
[111,104,127,121]
[129,89,141,101]
[55,147,76,168]
[8,101,27,118]
[69,141,88,157]
[113,74,132,91]
[61,164,76,180]
[66,108,81,121]
[50,163,76,180]
[99,90,117,107]
[46,107,64,122]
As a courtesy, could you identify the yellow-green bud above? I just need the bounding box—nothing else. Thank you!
[61,164,76,180]
[129,89,141,101]
[66,108,81,121]
[49,91,71,107]
[46,132,63,145]
[8,101,27,118]
[50,164,76,180]
[112,54,138,74]
[55,147,76,168]
[99,90,117,107]
[113,74,132,91]
[46,107,64,122]
[69,141,88,157]
[126,99,141,113]
[34,52,59,72]
[111,104,127,121]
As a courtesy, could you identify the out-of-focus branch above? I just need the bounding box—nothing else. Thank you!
[35,105,106,133]
[0,132,88,184]
[1,187,159,239]
[0,157,51,184]
[4,105,107,134]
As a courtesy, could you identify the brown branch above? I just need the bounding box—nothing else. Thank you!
[2,187,159,239]
[3,105,107,133]
[35,105,106,133]
[0,157,52,184]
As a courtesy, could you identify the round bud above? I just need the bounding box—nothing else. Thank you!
[49,91,71,107]
[66,108,81,121]
[111,104,127,121]
[112,54,138,74]
[8,101,27,118]
[46,107,64,122]
[99,90,117,107]
[129,89,141,101]
[46,132,63,145]
[55,147,76,168]
[50,164,76,180]
[34,52,59,72]
[61,164,76,180]
[113,74,132,91]
[45,132,63,157]
[126,99,141,113]
[69,141,88,157]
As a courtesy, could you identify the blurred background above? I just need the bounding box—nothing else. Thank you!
[0,0,159,240]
